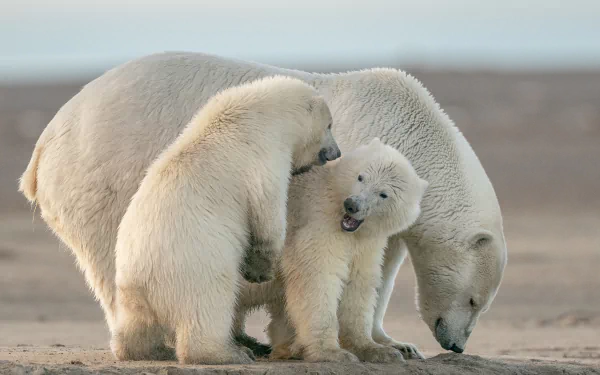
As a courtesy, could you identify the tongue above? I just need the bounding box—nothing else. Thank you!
[344,216,359,226]
[342,214,360,231]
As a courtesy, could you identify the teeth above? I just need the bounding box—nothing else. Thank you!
[341,213,362,232]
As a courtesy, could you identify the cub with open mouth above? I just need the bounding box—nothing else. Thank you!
[256,137,428,363]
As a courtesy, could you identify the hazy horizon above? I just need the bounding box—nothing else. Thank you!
[2,0,600,82]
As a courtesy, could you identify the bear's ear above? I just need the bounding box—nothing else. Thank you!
[468,230,494,250]
[308,95,324,114]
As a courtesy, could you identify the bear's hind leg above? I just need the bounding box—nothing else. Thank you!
[174,267,254,365]
[111,287,175,361]
[372,235,424,360]
[231,281,272,358]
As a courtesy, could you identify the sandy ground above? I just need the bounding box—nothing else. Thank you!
[1,210,599,373]
[0,69,599,373]
[2,348,599,375]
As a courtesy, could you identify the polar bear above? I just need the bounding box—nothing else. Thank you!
[19,52,507,356]
[110,76,340,365]
[263,138,428,363]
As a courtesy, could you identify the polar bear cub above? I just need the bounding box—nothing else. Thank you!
[111,76,340,365]
[265,138,428,363]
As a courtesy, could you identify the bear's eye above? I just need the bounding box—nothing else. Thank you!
[358,175,363,182]
[379,193,388,199]
[328,123,332,130]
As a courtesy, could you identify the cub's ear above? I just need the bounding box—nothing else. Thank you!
[419,178,429,195]
[367,137,382,147]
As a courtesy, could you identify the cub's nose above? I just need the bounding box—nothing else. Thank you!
[344,197,361,214]
[319,146,341,164]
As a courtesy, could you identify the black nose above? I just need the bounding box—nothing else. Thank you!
[450,344,464,354]
[344,198,360,214]
[319,147,341,163]
[318,149,328,164]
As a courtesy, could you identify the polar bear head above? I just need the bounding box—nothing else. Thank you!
[290,92,341,173]
[246,76,341,173]
[332,138,429,237]
[218,75,341,174]
[408,220,507,353]
[402,139,508,354]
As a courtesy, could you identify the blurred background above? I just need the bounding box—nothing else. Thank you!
[1,0,599,364]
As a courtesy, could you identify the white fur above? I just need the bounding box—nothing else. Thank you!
[264,138,427,364]
[110,76,335,365]
[19,51,507,354]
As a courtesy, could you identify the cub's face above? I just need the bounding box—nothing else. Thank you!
[292,95,341,173]
[340,139,428,236]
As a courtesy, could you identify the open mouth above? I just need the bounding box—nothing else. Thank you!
[341,214,363,232]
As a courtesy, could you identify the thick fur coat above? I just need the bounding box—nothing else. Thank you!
[264,138,428,363]
[111,76,339,365]
[20,52,507,356]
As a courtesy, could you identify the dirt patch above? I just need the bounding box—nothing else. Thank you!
[0,247,17,261]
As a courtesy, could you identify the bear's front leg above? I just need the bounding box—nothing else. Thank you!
[284,267,359,363]
[338,248,405,364]
[243,178,288,283]
[265,290,298,360]
[371,234,424,360]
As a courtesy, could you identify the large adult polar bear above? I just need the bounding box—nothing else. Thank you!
[20,51,507,355]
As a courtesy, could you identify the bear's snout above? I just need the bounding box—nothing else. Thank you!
[344,197,361,214]
[319,146,341,165]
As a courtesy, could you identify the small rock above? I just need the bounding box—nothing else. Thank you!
[32,367,49,375]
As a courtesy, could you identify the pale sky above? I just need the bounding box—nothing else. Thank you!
[1,0,599,82]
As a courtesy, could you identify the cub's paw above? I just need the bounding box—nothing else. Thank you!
[269,345,294,360]
[241,247,274,283]
[234,333,272,358]
[149,345,177,361]
[237,345,256,361]
[180,345,255,365]
[353,345,405,363]
[305,348,360,363]
[388,341,424,360]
